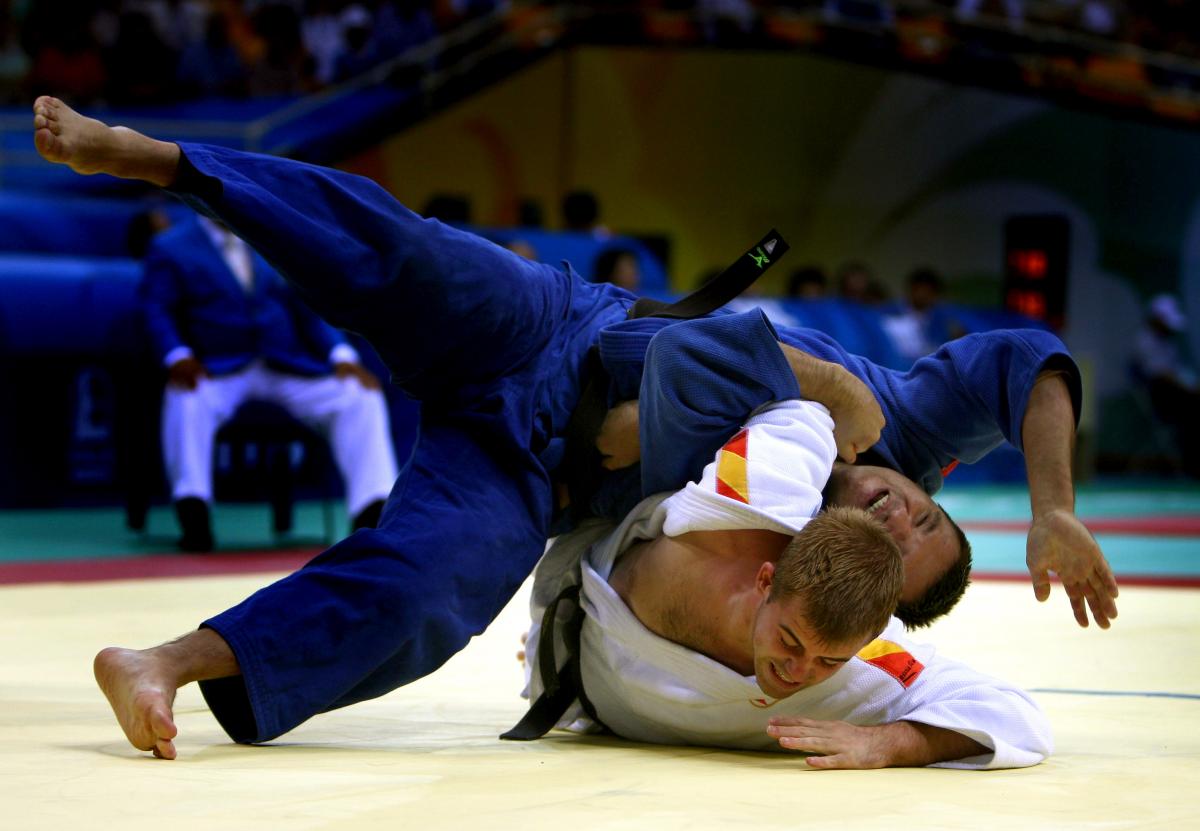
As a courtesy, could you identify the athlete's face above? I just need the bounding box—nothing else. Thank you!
[823,464,960,605]
[749,564,870,700]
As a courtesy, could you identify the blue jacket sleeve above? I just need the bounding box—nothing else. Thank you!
[852,328,1081,492]
[262,259,345,359]
[139,244,187,363]
[636,310,801,497]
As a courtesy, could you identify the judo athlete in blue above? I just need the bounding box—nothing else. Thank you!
[32,97,1116,760]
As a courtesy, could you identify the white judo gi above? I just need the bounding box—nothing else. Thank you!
[524,400,1053,770]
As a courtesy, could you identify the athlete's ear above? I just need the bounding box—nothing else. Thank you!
[755,562,776,597]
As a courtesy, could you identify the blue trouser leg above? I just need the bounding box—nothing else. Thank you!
[200,419,553,742]
[174,142,624,399]
[168,143,634,742]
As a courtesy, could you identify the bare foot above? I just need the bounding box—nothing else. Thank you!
[94,647,181,760]
[32,96,180,186]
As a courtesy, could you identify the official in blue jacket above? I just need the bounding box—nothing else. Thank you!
[140,212,399,551]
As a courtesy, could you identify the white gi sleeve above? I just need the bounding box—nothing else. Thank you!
[840,621,1053,769]
[661,399,836,536]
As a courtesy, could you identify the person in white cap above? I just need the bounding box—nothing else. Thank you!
[520,399,1052,769]
[1133,293,1198,476]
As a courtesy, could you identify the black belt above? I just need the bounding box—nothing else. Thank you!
[626,229,790,320]
[501,584,601,741]
[505,229,790,741]
[560,228,790,525]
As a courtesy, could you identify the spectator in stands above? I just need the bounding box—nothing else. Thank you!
[503,238,539,261]
[825,0,895,26]
[26,7,107,105]
[248,2,316,95]
[371,0,438,60]
[1076,1,1125,37]
[302,0,346,85]
[954,0,1024,29]
[439,0,503,25]
[786,265,828,300]
[1128,0,1198,56]
[834,260,875,304]
[177,11,249,98]
[423,193,472,223]
[223,1,269,70]
[881,267,960,363]
[0,8,29,103]
[156,0,210,53]
[333,4,378,82]
[561,189,610,237]
[1132,293,1199,477]
[592,246,641,292]
[139,212,399,551]
[88,0,122,55]
[106,10,178,104]
[517,197,544,228]
[721,265,806,329]
[697,0,758,43]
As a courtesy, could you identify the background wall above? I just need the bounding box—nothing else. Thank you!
[355,46,1200,405]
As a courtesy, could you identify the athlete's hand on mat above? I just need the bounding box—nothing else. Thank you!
[167,356,208,390]
[596,399,641,470]
[334,361,382,390]
[767,717,895,769]
[1026,508,1119,629]
[767,717,988,769]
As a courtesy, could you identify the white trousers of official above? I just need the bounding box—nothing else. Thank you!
[162,361,398,517]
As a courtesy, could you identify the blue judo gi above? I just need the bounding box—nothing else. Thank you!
[170,144,1080,744]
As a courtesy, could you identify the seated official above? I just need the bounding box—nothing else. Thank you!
[140,213,399,551]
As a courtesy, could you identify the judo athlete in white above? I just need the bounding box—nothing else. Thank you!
[524,401,1052,769]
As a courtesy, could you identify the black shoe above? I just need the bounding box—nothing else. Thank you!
[351,499,385,532]
[175,497,214,552]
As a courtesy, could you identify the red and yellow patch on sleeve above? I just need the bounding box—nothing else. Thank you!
[715,429,750,504]
[857,639,924,688]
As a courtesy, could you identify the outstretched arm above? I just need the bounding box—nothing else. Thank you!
[1023,372,1119,628]
[766,718,987,770]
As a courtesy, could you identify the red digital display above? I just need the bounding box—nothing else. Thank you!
[1006,288,1047,319]
[1004,216,1068,329]
[1008,249,1048,279]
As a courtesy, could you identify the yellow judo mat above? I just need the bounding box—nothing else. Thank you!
[1,572,1197,830]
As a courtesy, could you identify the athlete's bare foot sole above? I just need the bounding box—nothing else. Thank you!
[32,96,180,187]
[94,647,180,760]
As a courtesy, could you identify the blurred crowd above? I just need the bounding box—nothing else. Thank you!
[651,0,1200,56]
[928,0,1199,55]
[0,0,506,106]
[7,0,1200,109]
[731,260,968,361]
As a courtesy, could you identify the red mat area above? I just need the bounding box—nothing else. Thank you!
[0,548,319,586]
[971,571,1200,588]
[961,516,1200,537]
[5,556,1198,588]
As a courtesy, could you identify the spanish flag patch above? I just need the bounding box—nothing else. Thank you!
[857,639,924,688]
[715,429,750,504]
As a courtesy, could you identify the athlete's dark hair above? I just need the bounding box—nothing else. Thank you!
[895,506,972,629]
